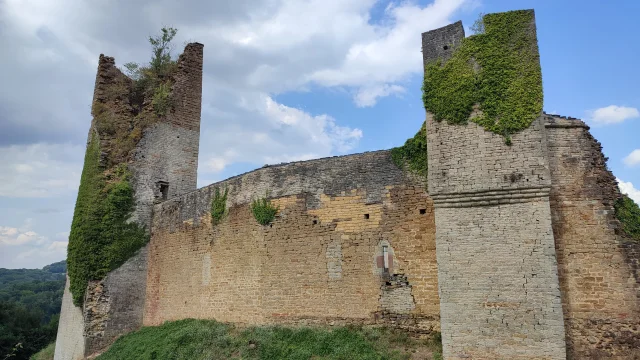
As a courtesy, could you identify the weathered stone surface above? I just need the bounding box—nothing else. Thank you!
[144,151,440,334]
[54,277,85,360]
[546,114,640,359]
[427,114,566,360]
[55,42,203,360]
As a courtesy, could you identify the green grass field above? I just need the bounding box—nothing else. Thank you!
[96,319,442,360]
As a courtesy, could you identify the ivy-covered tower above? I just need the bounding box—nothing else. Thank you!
[423,10,567,359]
[54,41,204,360]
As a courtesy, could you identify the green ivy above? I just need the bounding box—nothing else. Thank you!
[251,195,279,226]
[210,187,229,225]
[391,121,428,180]
[67,133,148,306]
[422,10,542,142]
[615,194,640,242]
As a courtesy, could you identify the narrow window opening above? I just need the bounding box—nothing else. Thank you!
[443,45,449,50]
[312,219,318,225]
[382,246,389,274]
[158,182,169,200]
[419,209,426,215]
[364,214,370,219]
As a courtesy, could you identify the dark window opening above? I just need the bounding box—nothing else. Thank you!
[313,219,318,225]
[419,209,426,215]
[443,45,449,50]
[382,246,389,274]
[364,214,370,219]
[158,182,169,200]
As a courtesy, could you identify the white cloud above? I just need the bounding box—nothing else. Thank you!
[618,178,640,204]
[623,149,640,167]
[0,143,83,198]
[588,105,639,125]
[0,220,47,246]
[0,0,471,267]
[354,84,405,107]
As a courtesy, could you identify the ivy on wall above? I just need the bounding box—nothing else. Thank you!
[251,195,279,226]
[210,187,229,225]
[615,194,640,242]
[391,122,428,180]
[422,10,542,143]
[67,133,148,306]
[67,28,182,305]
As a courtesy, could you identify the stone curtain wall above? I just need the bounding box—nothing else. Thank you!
[144,151,441,333]
[545,115,640,359]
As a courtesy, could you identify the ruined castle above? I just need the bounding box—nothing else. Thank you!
[54,9,639,360]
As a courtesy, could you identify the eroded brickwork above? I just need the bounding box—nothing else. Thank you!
[546,115,640,359]
[145,151,440,334]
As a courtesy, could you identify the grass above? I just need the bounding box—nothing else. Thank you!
[96,319,443,360]
[30,342,55,360]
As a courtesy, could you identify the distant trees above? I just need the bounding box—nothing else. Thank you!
[0,261,65,359]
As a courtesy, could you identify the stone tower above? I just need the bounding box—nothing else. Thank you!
[54,42,204,360]
[423,10,567,359]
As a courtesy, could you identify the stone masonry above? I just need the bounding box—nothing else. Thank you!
[424,10,567,360]
[54,43,203,360]
[145,151,440,334]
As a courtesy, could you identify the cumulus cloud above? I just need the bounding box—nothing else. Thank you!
[587,105,639,125]
[0,220,47,246]
[618,178,640,204]
[623,149,640,167]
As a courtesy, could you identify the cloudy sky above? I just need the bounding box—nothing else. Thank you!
[1,0,638,269]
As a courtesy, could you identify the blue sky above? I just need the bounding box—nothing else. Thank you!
[0,0,638,268]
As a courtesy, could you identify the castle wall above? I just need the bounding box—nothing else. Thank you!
[427,114,566,359]
[545,115,640,359]
[55,44,203,360]
[144,151,441,333]
[54,277,85,360]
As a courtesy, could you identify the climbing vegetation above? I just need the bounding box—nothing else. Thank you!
[422,10,542,143]
[391,121,428,180]
[67,133,148,306]
[210,187,229,225]
[67,28,182,306]
[123,27,178,116]
[251,194,279,226]
[615,194,640,242]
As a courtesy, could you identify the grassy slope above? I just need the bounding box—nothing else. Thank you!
[30,343,55,360]
[97,319,442,360]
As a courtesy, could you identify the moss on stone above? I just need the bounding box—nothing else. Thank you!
[391,122,428,180]
[615,194,640,242]
[67,132,148,306]
[422,10,542,142]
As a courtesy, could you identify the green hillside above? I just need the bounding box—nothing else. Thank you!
[97,319,442,360]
